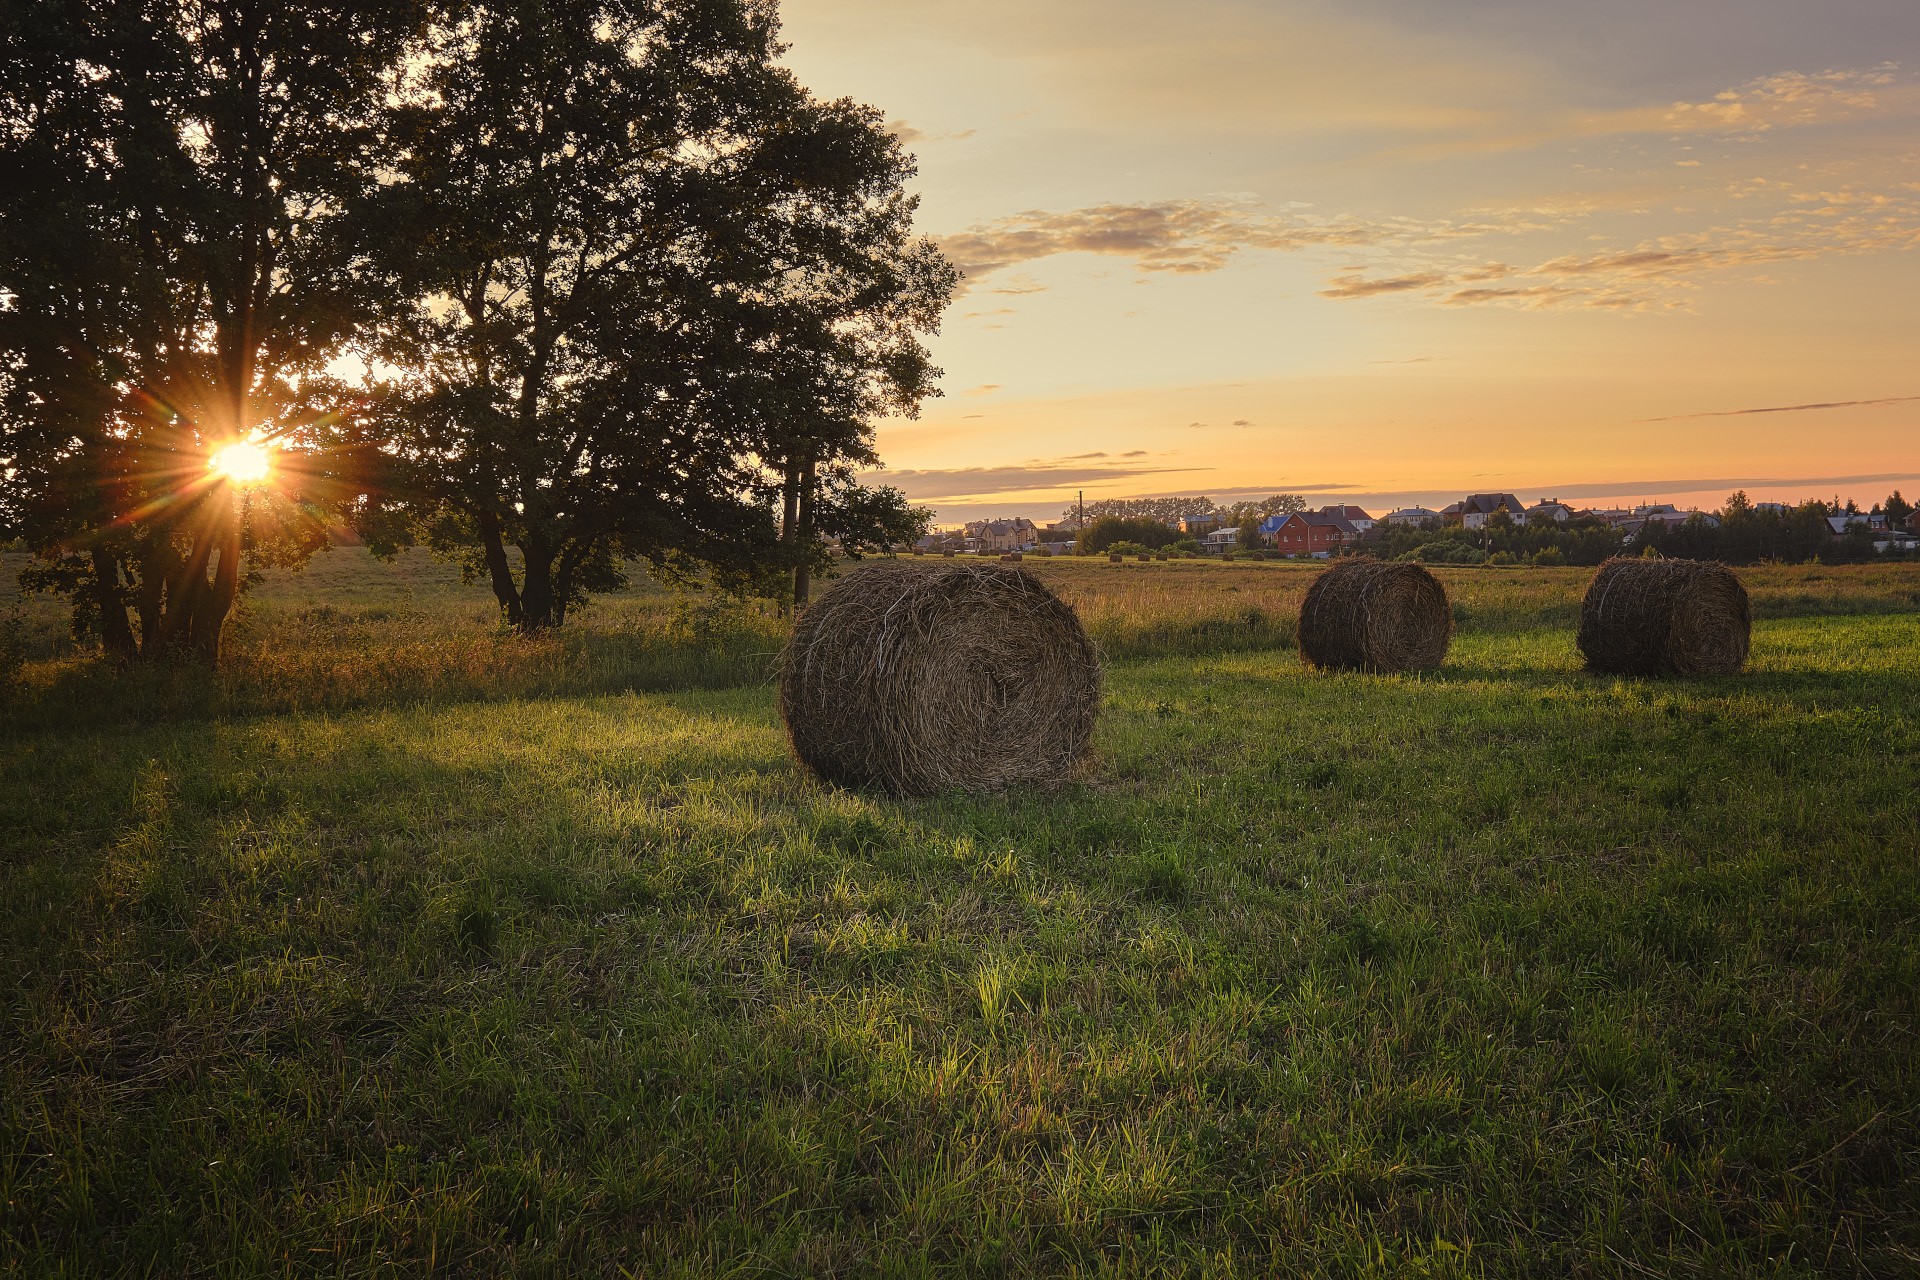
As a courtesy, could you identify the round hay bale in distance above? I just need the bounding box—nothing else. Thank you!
[1298,558,1452,672]
[1577,557,1750,676]
[779,561,1103,795]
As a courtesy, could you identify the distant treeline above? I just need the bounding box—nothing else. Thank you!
[1370,491,1913,567]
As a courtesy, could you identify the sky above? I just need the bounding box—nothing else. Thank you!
[776,0,1920,526]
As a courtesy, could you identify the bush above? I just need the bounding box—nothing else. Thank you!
[1416,540,1488,566]
[1080,516,1178,553]
[1488,551,1520,566]
[1169,538,1202,554]
[1533,546,1565,566]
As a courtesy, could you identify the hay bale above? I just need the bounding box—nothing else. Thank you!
[1577,557,1750,676]
[1108,551,1122,563]
[1298,558,1452,672]
[779,561,1103,795]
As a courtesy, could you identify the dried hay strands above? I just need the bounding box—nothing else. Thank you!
[1298,558,1453,672]
[1577,557,1751,676]
[779,561,1102,795]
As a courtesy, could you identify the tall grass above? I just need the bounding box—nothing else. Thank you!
[5,550,1918,729]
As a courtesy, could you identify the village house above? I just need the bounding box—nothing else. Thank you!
[1456,493,1526,530]
[1382,506,1441,526]
[1179,513,1223,536]
[1317,504,1374,532]
[1204,527,1239,552]
[1526,499,1576,524]
[1618,507,1720,536]
[961,517,1037,553]
[1267,510,1363,557]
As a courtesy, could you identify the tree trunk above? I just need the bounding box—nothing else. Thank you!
[793,447,817,609]
[519,536,558,630]
[187,496,242,663]
[780,456,801,613]
[478,510,523,625]
[156,502,223,660]
[135,537,167,653]
[90,547,137,661]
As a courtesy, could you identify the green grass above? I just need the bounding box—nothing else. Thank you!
[3,554,1918,1275]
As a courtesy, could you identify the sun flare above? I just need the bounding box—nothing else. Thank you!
[210,440,273,485]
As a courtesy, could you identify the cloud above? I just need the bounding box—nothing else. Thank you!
[1315,163,1920,312]
[963,383,1002,396]
[863,461,1206,500]
[1441,284,1595,309]
[1662,66,1907,136]
[1640,395,1920,423]
[1232,418,1254,427]
[940,200,1413,284]
[1318,272,1446,299]
[1489,472,1920,501]
[883,119,977,144]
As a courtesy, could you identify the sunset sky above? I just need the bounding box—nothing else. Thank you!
[778,0,1920,525]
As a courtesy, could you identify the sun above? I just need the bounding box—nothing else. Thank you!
[209,439,273,485]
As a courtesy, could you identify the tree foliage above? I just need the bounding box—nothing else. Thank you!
[361,0,952,627]
[1061,493,1306,527]
[1077,515,1180,553]
[0,0,421,661]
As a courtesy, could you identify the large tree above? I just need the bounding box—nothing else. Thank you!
[366,0,951,627]
[0,0,421,662]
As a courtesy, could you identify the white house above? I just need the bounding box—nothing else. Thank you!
[1459,493,1525,530]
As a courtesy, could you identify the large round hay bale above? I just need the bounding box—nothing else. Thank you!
[779,561,1102,795]
[1298,558,1452,672]
[1577,557,1750,676]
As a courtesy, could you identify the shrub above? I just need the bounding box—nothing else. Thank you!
[1080,516,1179,553]
[1416,540,1487,565]
[1488,551,1520,566]
[1533,546,1566,566]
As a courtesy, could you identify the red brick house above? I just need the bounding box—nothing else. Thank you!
[1269,511,1362,556]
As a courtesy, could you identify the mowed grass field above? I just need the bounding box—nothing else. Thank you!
[3,549,1918,1276]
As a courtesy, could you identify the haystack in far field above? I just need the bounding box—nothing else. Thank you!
[779,561,1102,796]
[1298,559,1452,673]
[1577,557,1751,676]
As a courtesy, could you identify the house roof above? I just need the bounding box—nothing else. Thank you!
[1275,511,1360,535]
[1319,505,1372,521]
[1462,493,1523,514]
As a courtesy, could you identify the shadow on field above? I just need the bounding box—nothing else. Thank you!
[0,627,787,736]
